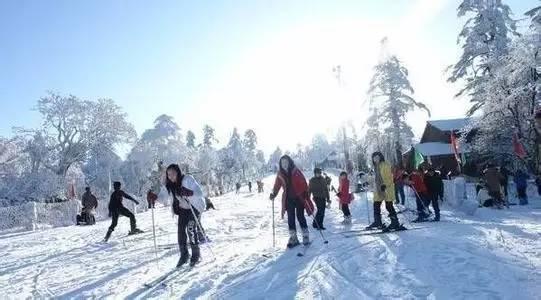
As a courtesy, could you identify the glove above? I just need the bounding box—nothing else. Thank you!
[336,192,341,197]
[381,185,386,192]
[134,200,140,205]
[269,193,276,201]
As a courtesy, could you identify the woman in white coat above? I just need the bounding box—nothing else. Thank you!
[165,164,206,267]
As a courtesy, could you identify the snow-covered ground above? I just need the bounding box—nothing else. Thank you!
[1,175,540,299]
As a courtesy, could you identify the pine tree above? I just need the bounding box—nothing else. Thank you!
[186,130,196,149]
[367,49,430,166]
[448,0,518,115]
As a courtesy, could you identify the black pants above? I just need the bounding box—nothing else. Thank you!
[374,201,398,220]
[287,197,307,231]
[415,193,428,216]
[178,208,200,247]
[313,197,326,227]
[109,206,136,232]
[427,193,440,217]
[341,203,351,217]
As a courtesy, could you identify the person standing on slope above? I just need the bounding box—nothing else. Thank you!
[270,155,315,248]
[367,152,402,231]
[165,164,206,267]
[406,168,430,222]
[337,171,353,225]
[104,182,143,242]
[423,167,442,222]
[308,168,330,230]
[79,187,98,225]
[248,181,252,193]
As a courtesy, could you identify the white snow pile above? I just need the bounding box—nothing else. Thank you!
[0,175,540,299]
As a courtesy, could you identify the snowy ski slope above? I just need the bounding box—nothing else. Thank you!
[0,175,540,299]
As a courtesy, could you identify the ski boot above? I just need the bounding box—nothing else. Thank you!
[383,216,405,232]
[301,228,310,246]
[189,244,201,267]
[342,216,352,225]
[365,214,383,230]
[176,245,190,268]
[287,230,300,248]
[128,228,144,235]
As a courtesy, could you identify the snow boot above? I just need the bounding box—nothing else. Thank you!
[103,229,113,242]
[287,230,300,248]
[176,245,190,268]
[189,244,201,267]
[301,228,310,245]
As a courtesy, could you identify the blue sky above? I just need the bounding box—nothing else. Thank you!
[0,0,538,155]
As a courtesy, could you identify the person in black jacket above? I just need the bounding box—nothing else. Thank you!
[104,182,142,241]
[308,168,330,230]
[423,167,442,221]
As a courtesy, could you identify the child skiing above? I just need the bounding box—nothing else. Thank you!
[270,155,315,248]
[104,182,143,242]
[337,171,353,225]
[423,167,442,221]
[78,187,98,225]
[165,164,206,268]
[308,168,330,230]
[367,152,403,231]
[406,168,430,222]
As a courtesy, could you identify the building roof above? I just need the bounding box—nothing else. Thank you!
[427,118,470,132]
[414,142,471,156]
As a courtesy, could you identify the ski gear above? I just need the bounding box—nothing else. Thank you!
[287,230,300,248]
[302,227,310,245]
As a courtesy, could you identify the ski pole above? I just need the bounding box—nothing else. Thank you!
[408,185,430,214]
[151,205,158,258]
[304,199,329,244]
[184,197,217,261]
[272,199,276,248]
[365,192,371,225]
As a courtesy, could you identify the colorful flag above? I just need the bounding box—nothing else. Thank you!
[450,131,461,164]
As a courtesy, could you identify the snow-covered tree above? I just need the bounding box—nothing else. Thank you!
[121,115,186,193]
[462,37,539,169]
[268,147,283,172]
[203,125,218,148]
[186,130,196,149]
[367,53,430,166]
[448,0,518,115]
[32,93,135,177]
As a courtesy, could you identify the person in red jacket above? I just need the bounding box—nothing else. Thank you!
[405,168,430,222]
[270,155,314,248]
[337,171,353,225]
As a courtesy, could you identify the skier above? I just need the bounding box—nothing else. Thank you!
[165,164,206,267]
[205,197,216,210]
[423,167,442,221]
[235,182,241,194]
[366,152,402,231]
[78,187,98,225]
[147,161,164,209]
[248,181,252,193]
[104,182,143,242]
[483,164,505,208]
[308,168,330,230]
[405,168,430,222]
[393,165,406,205]
[257,180,264,193]
[323,173,335,193]
[514,169,529,205]
[269,155,315,248]
[336,171,353,225]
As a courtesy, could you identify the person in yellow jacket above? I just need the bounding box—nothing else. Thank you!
[366,152,404,231]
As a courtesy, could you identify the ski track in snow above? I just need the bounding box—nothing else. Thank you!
[0,174,540,299]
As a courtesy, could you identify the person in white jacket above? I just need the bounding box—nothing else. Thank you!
[165,164,206,267]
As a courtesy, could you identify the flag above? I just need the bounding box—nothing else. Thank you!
[450,131,461,164]
[412,146,425,169]
[513,132,527,159]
